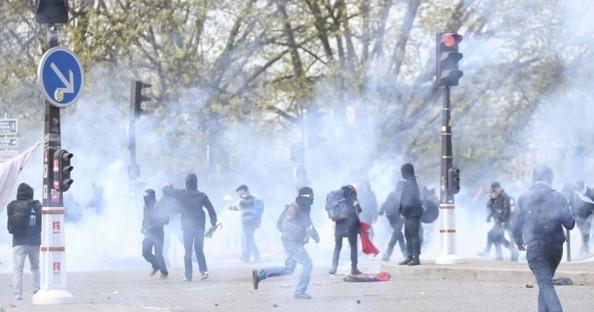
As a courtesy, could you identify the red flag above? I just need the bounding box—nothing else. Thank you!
[359,222,380,256]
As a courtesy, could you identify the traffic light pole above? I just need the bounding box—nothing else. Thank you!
[128,81,139,213]
[436,85,458,265]
[34,24,73,305]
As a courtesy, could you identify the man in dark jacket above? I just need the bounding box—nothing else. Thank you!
[513,165,575,312]
[142,189,169,279]
[329,185,362,275]
[565,181,593,256]
[480,182,518,261]
[379,179,407,262]
[6,183,42,300]
[252,187,319,299]
[399,163,423,266]
[163,173,217,281]
[229,185,262,263]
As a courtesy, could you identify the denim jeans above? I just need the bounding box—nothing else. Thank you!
[385,215,406,259]
[526,240,564,312]
[183,229,207,280]
[241,222,260,262]
[13,245,40,296]
[258,240,312,295]
[142,229,168,274]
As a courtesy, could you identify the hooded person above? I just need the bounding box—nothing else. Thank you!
[398,163,424,266]
[512,165,575,312]
[329,185,363,275]
[163,173,217,281]
[6,183,42,300]
[141,189,169,279]
[252,187,319,300]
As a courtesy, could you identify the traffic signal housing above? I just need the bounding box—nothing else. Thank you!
[448,167,461,194]
[436,33,463,86]
[130,80,152,118]
[35,0,69,24]
[54,149,73,192]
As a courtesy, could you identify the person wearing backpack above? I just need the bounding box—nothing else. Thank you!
[163,173,217,281]
[513,165,575,312]
[6,183,42,301]
[252,187,319,299]
[229,185,263,263]
[379,179,407,262]
[399,163,424,266]
[141,189,169,279]
[328,185,362,275]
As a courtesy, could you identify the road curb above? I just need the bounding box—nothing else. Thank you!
[381,261,594,285]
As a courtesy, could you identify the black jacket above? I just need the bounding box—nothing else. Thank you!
[142,191,169,232]
[334,187,361,237]
[7,183,42,247]
[487,191,514,225]
[380,181,404,217]
[399,178,423,219]
[513,181,575,246]
[163,174,217,231]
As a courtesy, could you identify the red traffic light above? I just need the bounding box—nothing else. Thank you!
[442,33,462,48]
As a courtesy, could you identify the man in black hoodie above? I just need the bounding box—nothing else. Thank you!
[399,163,423,266]
[513,165,575,312]
[6,183,42,300]
[163,173,217,281]
[142,189,169,279]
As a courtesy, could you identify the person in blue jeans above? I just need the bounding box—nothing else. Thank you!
[163,173,217,281]
[513,165,575,312]
[252,187,319,299]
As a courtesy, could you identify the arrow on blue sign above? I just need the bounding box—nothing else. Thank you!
[37,47,84,108]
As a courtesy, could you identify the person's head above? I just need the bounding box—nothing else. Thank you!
[236,184,250,199]
[490,182,502,198]
[342,184,357,200]
[16,183,34,201]
[144,189,156,206]
[401,163,415,179]
[296,187,314,207]
[532,165,554,185]
[185,173,198,191]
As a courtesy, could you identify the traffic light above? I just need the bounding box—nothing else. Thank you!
[130,80,152,118]
[448,167,461,194]
[35,0,69,24]
[436,33,463,86]
[54,149,73,192]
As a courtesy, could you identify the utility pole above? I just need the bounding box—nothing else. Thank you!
[435,33,463,265]
[129,80,151,212]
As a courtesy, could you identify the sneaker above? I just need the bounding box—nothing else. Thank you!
[351,268,362,275]
[294,293,312,300]
[398,257,412,265]
[184,277,191,282]
[408,259,421,266]
[200,272,209,280]
[328,267,337,275]
[252,270,260,290]
[149,268,159,277]
[15,294,23,301]
[159,273,168,280]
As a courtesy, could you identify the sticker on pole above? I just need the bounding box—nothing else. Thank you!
[37,47,84,108]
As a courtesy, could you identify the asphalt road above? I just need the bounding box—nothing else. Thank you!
[1,264,593,312]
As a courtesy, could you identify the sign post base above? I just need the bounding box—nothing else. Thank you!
[32,289,73,305]
[435,254,459,265]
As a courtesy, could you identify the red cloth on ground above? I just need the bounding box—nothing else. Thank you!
[359,222,380,256]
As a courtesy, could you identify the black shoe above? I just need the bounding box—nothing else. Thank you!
[351,268,362,275]
[399,257,412,265]
[252,270,260,290]
[408,259,420,266]
[328,267,337,275]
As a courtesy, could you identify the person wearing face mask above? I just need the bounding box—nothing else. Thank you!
[479,182,518,261]
[141,189,170,279]
[398,163,424,266]
[229,185,264,263]
[252,187,319,300]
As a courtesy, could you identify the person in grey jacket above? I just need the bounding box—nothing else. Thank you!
[379,179,407,262]
[252,187,319,299]
[398,163,423,266]
[512,165,575,312]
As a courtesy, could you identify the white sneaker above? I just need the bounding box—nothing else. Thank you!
[15,294,23,301]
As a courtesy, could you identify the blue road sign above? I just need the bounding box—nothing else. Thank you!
[37,47,84,108]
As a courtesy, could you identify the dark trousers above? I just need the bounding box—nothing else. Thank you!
[576,216,591,254]
[142,229,168,274]
[484,223,518,260]
[404,217,421,259]
[241,222,261,262]
[385,216,406,259]
[332,234,358,270]
[183,228,207,279]
[526,240,564,312]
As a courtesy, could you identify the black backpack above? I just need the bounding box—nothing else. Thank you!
[325,190,349,221]
[8,200,36,234]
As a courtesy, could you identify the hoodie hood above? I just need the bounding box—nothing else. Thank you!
[185,173,198,191]
[144,189,156,207]
[532,165,554,185]
[16,183,34,201]
[401,163,415,180]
